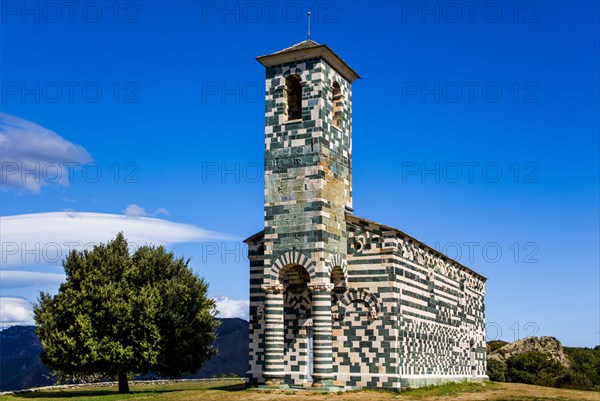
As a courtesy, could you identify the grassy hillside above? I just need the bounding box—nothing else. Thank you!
[2,380,599,401]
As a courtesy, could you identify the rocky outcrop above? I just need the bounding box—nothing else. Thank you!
[488,336,571,368]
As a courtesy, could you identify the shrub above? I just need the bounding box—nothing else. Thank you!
[487,340,508,353]
[556,371,594,390]
[486,358,507,382]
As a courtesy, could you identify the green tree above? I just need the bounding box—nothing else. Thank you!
[561,346,600,390]
[33,233,219,393]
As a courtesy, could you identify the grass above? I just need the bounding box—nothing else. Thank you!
[2,380,598,401]
[396,380,498,397]
[2,382,245,401]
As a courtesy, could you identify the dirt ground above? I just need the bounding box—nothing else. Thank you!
[4,381,599,401]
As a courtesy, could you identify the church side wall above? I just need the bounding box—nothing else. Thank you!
[393,235,487,387]
[344,217,487,389]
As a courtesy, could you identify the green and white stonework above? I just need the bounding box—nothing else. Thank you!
[245,40,487,391]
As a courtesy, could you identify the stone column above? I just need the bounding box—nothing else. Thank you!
[261,284,285,386]
[308,282,335,387]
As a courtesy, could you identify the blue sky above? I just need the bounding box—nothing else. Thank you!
[0,1,598,347]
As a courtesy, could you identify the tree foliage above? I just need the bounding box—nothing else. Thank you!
[33,233,219,392]
[561,346,600,390]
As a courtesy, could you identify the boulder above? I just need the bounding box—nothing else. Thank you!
[488,336,571,368]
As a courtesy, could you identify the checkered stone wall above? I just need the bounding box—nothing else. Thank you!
[247,215,487,390]
[249,47,357,388]
[345,215,488,388]
[262,56,353,287]
[246,237,265,385]
[334,219,403,389]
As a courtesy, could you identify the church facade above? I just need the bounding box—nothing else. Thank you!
[244,40,487,390]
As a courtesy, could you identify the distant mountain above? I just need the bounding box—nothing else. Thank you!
[190,318,248,378]
[0,325,52,391]
[0,318,248,391]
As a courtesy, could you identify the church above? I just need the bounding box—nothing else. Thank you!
[244,40,488,390]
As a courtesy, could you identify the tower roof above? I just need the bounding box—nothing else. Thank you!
[256,40,361,83]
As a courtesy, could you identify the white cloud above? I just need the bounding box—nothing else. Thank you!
[154,208,169,216]
[215,296,249,320]
[0,297,34,326]
[123,203,147,217]
[122,204,170,218]
[0,113,92,193]
[0,211,235,268]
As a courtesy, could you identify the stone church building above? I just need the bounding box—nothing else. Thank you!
[244,40,487,390]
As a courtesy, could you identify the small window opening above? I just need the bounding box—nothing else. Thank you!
[285,75,302,121]
[332,82,342,128]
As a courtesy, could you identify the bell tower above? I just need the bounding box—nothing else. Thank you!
[257,40,360,388]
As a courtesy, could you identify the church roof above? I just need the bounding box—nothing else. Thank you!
[270,39,322,54]
[244,214,487,282]
[256,40,361,83]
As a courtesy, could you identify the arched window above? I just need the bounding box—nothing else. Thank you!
[332,82,342,129]
[330,265,346,292]
[285,75,302,121]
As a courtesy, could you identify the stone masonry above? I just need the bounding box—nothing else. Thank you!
[245,40,487,390]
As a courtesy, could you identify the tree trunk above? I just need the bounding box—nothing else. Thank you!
[118,372,130,393]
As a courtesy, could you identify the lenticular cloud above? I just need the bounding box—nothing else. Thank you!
[0,211,233,268]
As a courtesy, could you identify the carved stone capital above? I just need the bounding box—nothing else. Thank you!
[261,284,284,294]
[307,282,334,293]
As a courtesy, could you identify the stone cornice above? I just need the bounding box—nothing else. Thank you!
[261,284,284,294]
[256,45,361,83]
